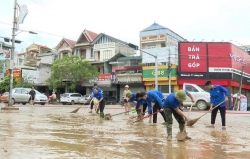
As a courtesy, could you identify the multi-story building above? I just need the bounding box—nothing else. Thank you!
[140,22,185,92]
[56,38,76,59]
[35,49,58,96]
[109,54,144,101]
[24,43,51,67]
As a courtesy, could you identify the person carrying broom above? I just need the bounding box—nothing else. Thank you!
[204,81,229,130]
[163,90,195,141]
[89,83,103,113]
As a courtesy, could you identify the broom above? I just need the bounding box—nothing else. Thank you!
[70,102,87,113]
[186,101,225,126]
[104,109,139,120]
[132,111,159,123]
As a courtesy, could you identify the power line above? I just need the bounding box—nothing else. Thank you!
[30,0,49,9]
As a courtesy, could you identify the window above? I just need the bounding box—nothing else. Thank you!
[21,89,29,94]
[185,85,198,92]
[90,48,94,58]
[103,50,112,60]
[147,45,156,49]
[14,89,22,94]
[158,85,174,93]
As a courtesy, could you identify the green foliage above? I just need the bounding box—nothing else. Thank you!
[46,55,99,90]
[16,73,34,88]
[0,75,17,92]
[0,60,4,74]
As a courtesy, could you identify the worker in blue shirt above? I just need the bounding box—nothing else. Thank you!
[93,88,106,118]
[126,92,147,118]
[89,83,103,113]
[140,90,167,124]
[204,81,229,130]
[163,90,195,141]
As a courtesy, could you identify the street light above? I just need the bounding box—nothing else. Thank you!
[1,0,37,110]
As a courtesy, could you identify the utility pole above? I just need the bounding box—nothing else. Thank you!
[7,0,18,109]
[168,49,172,93]
[234,66,244,111]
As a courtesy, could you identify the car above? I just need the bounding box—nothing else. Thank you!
[1,92,9,103]
[79,94,92,104]
[104,96,117,105]
[60,93,82,105]
[7,88,48,105]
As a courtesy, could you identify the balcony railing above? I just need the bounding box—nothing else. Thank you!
[112,73,142,84]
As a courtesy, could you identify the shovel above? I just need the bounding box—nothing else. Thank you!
[176,103,195,141]
[186,101,225,126]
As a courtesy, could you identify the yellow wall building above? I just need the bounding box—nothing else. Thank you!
[142,65,178,92]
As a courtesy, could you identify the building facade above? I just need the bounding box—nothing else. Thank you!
[178,42,250,105]
[56,38,76,59]
[0,41,12,81]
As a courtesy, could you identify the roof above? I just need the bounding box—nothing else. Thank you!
[34,44,51,49]
[63,38,76,47]
[117,56,142,61]
[141,22,166,32]
[85,29,99,41]
[108,52,128,61]
[76,29,99,44]
[92,33,128,45]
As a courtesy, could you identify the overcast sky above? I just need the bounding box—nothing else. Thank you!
[0,0,250,52]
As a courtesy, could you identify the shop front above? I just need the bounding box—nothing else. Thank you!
[178,42,250,106]
[142,65,178,92]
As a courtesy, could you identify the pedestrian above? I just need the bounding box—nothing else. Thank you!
[163,90,195,141]
[140,90,167,124]
[126,92,147,118]
[89,83,103,113]
[93,88,106,118]
[204,81,229,130]
[48,92,57,103]
[123,85,132,115]
[29,87,36,106]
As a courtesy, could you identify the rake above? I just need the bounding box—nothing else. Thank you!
[186,101,225,126]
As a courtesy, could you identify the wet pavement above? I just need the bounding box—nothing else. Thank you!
[1,103,250,159]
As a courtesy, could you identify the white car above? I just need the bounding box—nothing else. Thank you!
[10,88,48,105]
[79,94,92,104]
[60,93,82,105]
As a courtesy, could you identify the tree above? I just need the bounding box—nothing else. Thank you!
[46,55,99,90]
[16,73,34,88]
[0,60,4,74]
[0,75,18,92]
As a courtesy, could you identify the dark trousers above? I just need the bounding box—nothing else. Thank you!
[90,100,94,109]
[153,102,167,123]
[211,106,226,126]
[136,103,148,115]
[99,99,106,113]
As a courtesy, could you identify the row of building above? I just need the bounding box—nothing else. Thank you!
[1,22,250,103]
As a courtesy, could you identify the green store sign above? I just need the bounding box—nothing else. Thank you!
[143,68,177,78]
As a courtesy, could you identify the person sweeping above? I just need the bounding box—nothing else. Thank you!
[93,88,106,118]
[126,92,147,118]
[89,83,103,113]
[204,81,229,130]
[163,90,195,141]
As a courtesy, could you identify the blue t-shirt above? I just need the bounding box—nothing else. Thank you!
[209,85,229,107]
[163,91,188,109]
[93,92,103,100]
[128,93,137,102]
[146,90,164,114]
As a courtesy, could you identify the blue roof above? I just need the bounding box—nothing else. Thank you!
[141,22,166,32]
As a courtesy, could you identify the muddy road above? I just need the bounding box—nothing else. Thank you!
[1,104,250,159]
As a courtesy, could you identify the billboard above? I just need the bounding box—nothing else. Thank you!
[6,69,21,82]
[179,43,207,72]
[179,42,250,85]
[97,74,111,87]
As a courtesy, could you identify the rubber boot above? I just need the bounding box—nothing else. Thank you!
[100,112,104,118]
[96,109,99,114]
[166,124,172,141]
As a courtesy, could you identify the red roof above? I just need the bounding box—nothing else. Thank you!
[85,29,98,42]
[34,44,51,49]
[64,38,76,47]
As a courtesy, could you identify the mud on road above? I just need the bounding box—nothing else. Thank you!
[1,105,250,159]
